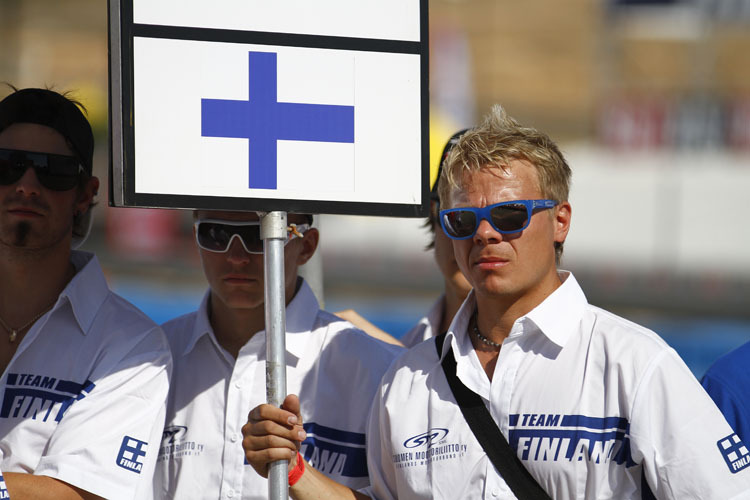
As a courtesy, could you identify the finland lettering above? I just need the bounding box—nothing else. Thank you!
[509,413,635,466]
[1,373,95,423]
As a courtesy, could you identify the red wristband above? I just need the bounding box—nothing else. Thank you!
[288,452,305,486]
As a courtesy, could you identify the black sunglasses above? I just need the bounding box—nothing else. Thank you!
[0,148,84,191]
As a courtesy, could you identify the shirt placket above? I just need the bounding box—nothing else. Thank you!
[220,345,258,499]
[484,327,524,500]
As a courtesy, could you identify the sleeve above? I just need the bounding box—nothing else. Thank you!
[361,382,398,500]
[629,348,750,500]
[33,327,172,500]
[701,371,750,447]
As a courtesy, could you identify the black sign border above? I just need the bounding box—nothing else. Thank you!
[109,0,429,218]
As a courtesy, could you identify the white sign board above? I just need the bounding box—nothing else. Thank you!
[110,0,428,216]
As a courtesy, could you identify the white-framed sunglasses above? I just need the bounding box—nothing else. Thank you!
[194,219,310,254]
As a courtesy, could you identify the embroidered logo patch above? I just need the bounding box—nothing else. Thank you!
[161,425,187,445]
[403,428,449,448]
[718,433,750,474]
[116,436,148,474]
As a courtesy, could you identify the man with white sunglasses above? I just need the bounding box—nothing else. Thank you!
[242,106,750,499]
[154,210,403,499]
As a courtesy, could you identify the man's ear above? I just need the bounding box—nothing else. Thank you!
[75,176,99,215]
[296,228,319,266]
[553,201,571,244]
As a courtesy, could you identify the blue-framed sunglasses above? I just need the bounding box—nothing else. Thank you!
[439,199,558,240]
[194,219,309,254]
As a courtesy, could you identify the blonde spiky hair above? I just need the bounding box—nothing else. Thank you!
[438,105,572,263]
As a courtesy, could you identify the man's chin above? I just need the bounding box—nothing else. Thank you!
[12,221,32,246]
[224,296,265,311]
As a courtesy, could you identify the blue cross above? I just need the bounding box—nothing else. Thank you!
[201,51,355,190]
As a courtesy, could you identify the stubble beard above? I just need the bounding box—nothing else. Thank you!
[1,216,73,254]
[13,221,31,247]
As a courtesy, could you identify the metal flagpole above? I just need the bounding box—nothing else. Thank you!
[261,211,289,500]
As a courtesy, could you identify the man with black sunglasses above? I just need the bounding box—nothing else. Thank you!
[154,210,403,499]
[0,87,171,499]
[241,105,750,499]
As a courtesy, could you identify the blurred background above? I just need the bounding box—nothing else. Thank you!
[1,0,749,377]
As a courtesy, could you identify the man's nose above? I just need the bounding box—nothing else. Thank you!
[14,167,42,197]
[225,235,252,263]
[473,217,503,245]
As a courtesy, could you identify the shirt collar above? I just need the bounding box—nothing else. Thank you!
[58,251,109,335]
[439,292,476,362]
[425,295,446,337]
[280,278,319,359]
[523,271,587,347]
[439,271,587,358]
[182,291,214,356]
[181,278,320,360]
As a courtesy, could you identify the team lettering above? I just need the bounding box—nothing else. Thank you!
[517,436,625,464]
[510,413,634,467]
[519,413,561,426]
[1,374,95,423]
[306,447,347,475]
[13,374,56,389]
[8,394,58,421]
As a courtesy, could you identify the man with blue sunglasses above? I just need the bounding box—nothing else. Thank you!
[241,105,750,499]
[155,210,403,499]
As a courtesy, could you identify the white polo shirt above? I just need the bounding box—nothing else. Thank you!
[155,279,403,500]
[364,272,750,500]
[401,296,443,348]
[0,251,172,500]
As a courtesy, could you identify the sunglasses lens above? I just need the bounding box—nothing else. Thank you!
[0,151,28,186]
[37,155,81,191]
[197,223,230,252]
[0,149,80,190]
[490,203,529,232]
[442,210,477,239]
[197,222,263,253]
[233,225,263,253]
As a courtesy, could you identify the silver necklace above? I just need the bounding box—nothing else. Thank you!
[0,301,56,343]
[471,313,501,349]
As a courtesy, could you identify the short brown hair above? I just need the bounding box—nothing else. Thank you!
[438,105,571,263]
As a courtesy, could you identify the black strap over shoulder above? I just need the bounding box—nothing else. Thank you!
[435,333,552,500]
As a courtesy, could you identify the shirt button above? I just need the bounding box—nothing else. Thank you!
[231,433,239,443]
[491,488,499,497]
[227,489,235,498]
[234,380,242,389]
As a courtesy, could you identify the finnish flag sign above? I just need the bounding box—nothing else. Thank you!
[109,0,428,216]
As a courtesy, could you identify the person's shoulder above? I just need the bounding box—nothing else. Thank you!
[704,339,750,384]
[380,334,441,383]
[77,290,171,375]
[585,304,670,351]
[315,309,405,361]
[161,310,200,338]
[93,290,167,346]
[160,310,201,353]
[400,320,429,348]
